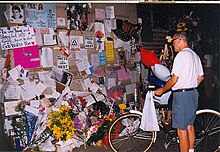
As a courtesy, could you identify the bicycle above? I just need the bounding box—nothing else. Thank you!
[108,87,220,152]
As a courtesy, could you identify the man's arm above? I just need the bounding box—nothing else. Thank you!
[154,74,179,96]
[197,75,204,86]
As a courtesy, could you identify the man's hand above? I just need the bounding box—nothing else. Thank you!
[154,88,165,96]
[154,74,178,96]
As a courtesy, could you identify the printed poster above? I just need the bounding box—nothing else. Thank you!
[13,45,40,68]
[0,25,36,50]
[84,36,94,49]
[26,3,56,30]
[70,36,83,51]
[105,39,114,62]
[57,56,69,70]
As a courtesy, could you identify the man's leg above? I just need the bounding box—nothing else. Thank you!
[187,125,195,149]
[177,128,189,152]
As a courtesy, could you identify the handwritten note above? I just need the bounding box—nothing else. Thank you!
[0,25,36,50]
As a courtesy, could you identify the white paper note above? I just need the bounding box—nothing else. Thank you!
[4,100,21,116]
[107,78,116,90]
[58,31,69,46]
[5,85,21,99]
[105,6,115,19]
[91,54,100,67]
[34,82,47,96]
[41,47,54,67]
[125,83,137,94]
[8,65,22,81]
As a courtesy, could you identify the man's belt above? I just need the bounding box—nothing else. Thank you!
[172,88,196,93]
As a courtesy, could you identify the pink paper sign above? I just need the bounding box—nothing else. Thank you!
[13,45,40,68]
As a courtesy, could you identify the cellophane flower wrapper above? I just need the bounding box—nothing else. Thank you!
[56,138,83,152]
[30,108,51,146]
[39,136,56,151]
[24,110,38,145]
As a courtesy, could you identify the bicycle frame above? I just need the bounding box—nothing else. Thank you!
[129,108,175,144]
[129,109,158,143]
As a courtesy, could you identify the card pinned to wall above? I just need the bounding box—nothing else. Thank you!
[26,3,56,30]
[57,17,66,27]
[98,52,106,65]
[13,45,40,69]
[91,54,100,67]
[35,29,44,46]
[43,34,57,46]
[107,77,116,90]
[75,49,88,60]
[58,31,69,47]
[105,6,115,19]
[95,8,106,19]
[76,58,91,72]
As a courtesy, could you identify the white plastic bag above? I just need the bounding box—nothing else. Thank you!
[140,91,160,131]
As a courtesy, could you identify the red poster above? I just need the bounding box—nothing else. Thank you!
[13,45,40,68]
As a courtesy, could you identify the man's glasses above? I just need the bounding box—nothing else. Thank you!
[171,37,179,43]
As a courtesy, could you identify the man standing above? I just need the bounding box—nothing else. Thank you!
[155,31,204,152]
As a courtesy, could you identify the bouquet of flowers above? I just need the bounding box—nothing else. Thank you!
[46,105,75,141]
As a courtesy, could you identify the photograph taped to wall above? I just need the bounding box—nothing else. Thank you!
[51,67,72,86]
[43,34,58,46]
[9,5,24,24]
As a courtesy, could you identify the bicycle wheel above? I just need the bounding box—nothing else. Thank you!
[194,109,220,152]
[108,113,155,152]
